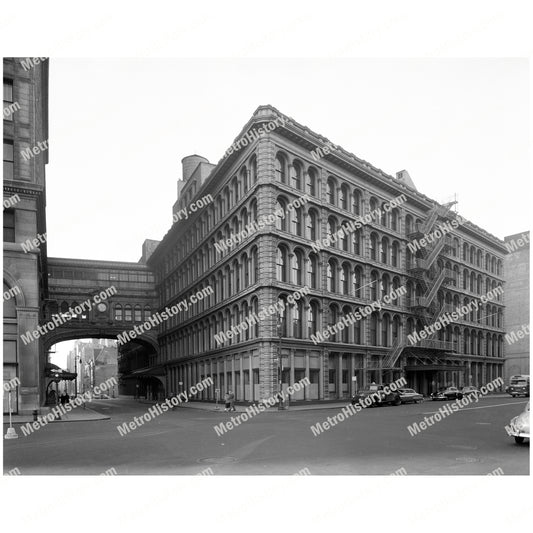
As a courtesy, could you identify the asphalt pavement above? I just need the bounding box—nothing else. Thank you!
[3,395,529,475]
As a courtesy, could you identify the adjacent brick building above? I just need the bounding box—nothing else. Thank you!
[503,231,530,379]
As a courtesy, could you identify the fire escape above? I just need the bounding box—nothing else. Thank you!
[378,201,458,376]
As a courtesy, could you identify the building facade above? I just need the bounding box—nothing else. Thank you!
[3,58,49,413]
[503,231,530,379]
[145,105,507,402]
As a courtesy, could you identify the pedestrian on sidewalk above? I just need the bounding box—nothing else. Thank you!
[224,391,231,412]
[228,390,236,412]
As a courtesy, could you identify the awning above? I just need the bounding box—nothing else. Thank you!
[45,362,77,380]
[122,366,166,379]
[405,364,463,372]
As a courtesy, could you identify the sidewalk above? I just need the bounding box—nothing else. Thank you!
[3,406,109,425]
[145,393,513,413]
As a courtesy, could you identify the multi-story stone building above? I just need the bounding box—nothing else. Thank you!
[3,58,49,413]
[503,231,530,379]
[145,105,507,402]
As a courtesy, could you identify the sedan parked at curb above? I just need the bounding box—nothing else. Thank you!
[398,388,424,404]
[461,386,480,397]
[351,384,401,407]
[506,402,530,444]
[431,387,463,401]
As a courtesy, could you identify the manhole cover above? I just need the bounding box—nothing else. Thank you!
[455,457,480,463]
[198,457,237,465]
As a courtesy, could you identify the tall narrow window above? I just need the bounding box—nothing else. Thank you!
[307,167,317,197]
[275,153,287,184]
[3,209,15,242]
[4,139,14,180]
[291,161,303,190]
[3,79,14,121]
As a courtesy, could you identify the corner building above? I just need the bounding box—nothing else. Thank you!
[3,58,49,413]
[147,105,506,402]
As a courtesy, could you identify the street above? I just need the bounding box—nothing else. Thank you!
[4,395,529,475]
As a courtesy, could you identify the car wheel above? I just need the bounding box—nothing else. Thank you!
[514,436,525,444]
[393,397,401,406]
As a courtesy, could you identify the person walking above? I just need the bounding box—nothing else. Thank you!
[224,391,231,412]
[228,390,236,412]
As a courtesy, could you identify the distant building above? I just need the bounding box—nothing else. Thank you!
[66,339,118,396]
[503,231,530,379]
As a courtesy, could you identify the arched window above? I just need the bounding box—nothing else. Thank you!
[391,241,399,267]
[278,295,289,336]
[275,198,287,231]
[382,314,390,347]
[341,263,350,294]
[340,221,349,251]
[114,304,123,321]
[352,229,361,255]
[277,246,288,282]
[370,271,379,300]
[342,305,351,342]
[308,253,319,289]
[290,160,303,190]
[340,184,349,210]
[292,300,303,338]
[327,259,337,292]
[307,209,318,240]
[381,237,389,264]
[275,153,287,184]
[291,207,303,236]
[390,208,399,231]
[144,305,151,320]
[405,215,413,235]
[250,155,258,186]
[124,305,132,321]
[329,304,339,342]
[327,216,337,245]
[352,189,361,215]
[292,250,304,285]
[370,233,379,261]
[327,177,336,205]
[369,312,378,346]
[380,203,388,226]
[306,167,317,197]
[308,301,319,337]
[134,305,142,322]
[353,266,363,298]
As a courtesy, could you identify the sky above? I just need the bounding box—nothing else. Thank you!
[45,58,529,265]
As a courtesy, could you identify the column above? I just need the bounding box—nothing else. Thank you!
[304,352,310,400]
[239,356,244,402]
[231,355,235,397]
[290,349,295,388]
[249,354,254,402]
[319,350,325,400]
[337,353,343,399]
[349,354,355,396]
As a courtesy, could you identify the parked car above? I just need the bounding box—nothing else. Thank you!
[351,383,401,407]
[398,388,423,404]
[461,386,480,397]
[431,387,463,401]
[506,402,530,444]
[505,375,530,398]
